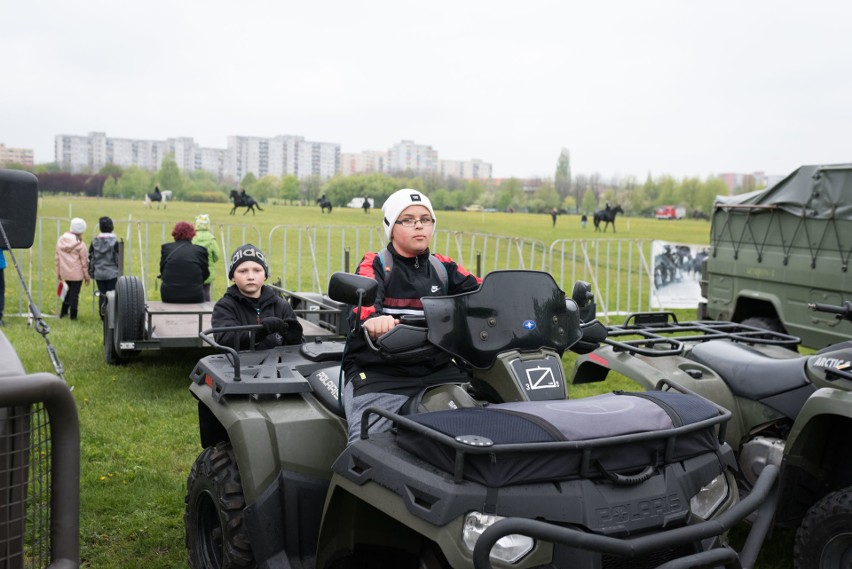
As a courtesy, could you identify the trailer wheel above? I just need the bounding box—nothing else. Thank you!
[794,488,852,569]
[103,314,123,365]
[185,442,254,569]
[114,276,145,358]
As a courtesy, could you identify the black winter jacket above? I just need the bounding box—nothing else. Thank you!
[343,243,481,396]
[159,241,209,303]
[211,284,303,350]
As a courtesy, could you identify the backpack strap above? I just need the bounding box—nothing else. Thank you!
[379,249,448,293]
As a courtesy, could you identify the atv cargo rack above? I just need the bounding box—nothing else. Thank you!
[603,312,800,357]
[368,379,731,485]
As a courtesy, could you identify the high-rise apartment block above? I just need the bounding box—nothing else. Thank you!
[52,132,490,181]
[342,140,491,180]
[55,132,340,182]
[0,143,35,168]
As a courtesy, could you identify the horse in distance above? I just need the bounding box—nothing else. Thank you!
[316,196,333,213]
[229,190,263,215]
[143,189,171,209]
[593,204,624,233]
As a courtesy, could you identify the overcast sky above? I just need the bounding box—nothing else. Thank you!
[4,0,851,180]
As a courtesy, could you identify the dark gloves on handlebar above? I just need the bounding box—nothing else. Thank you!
[260,316,287,334]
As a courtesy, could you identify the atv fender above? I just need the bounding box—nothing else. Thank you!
[189,381,347,505]
[786,388,852,460]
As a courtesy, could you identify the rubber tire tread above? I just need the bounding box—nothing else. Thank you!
[794,487,852,569]
[185,442,254,569]
[115,276,145,355]
[740,316,786,334]
[103,316,121,365]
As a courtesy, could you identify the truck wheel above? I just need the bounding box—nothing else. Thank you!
[185,442,254,569]
[740,316,786,334]
[114,276,145,358]
[794,488,852,569]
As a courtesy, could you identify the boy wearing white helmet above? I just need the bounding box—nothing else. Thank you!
[342,189,482,444]
[55,217,90,319]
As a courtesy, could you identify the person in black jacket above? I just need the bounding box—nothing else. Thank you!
[159,221,209,303]
[211,244,303,350]
[342,189,482,443]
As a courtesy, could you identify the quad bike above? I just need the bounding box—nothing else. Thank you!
[573,304,852,568]
[184,270,778,569]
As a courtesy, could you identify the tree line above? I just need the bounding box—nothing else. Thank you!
[6,150,754,217]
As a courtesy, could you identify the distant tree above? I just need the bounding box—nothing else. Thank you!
[102,176,119,198]
[462,180,484,206]
[240,172,258,191]
[532,181,560,212]
[33,163,62,174]
[496,178,523,211]
[117,166,155,199]
[99,163,124,180]
[279,175,300,204]
[581,188,597,214]
[157,154,183,196]
[555,148,572,205]
[251,175,279,202]
[300,175,323,204]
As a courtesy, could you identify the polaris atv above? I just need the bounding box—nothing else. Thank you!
[185,270,777,569]
[573,305,852,568]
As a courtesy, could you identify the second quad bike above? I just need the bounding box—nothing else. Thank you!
[574,303,852,568]
[185,270,778,569]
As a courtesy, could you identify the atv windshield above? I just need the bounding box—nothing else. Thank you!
[421,270,580,369]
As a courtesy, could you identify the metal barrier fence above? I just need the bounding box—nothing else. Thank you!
[0,370,80,568]
[5,219,664,322]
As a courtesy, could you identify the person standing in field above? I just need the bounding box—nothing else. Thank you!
[55,217,90,320]
[88,216,120,318]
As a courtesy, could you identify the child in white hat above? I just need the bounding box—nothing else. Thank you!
[341,189,482,444]
[55,217,90,319]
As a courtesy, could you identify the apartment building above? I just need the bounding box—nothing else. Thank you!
[54,132,339,181]
[344,142,491,180]
[0,143,34,168]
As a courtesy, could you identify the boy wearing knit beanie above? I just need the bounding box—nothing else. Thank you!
[211,244,302,350]
[341,189,482,444]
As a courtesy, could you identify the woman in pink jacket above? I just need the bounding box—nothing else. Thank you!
[55,217,90,319]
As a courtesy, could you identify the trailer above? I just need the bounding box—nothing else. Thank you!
[102,276,347,365]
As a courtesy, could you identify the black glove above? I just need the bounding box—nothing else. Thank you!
[260,316,286,334]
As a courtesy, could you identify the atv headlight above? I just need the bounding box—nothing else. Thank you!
[462,511,534,564]
[689,473,729,520]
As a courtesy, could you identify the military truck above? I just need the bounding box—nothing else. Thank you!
[698,163,852,349]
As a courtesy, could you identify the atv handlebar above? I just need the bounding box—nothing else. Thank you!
[809,301,852,322]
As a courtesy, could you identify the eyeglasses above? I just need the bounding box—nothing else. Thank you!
[395,217,435,227]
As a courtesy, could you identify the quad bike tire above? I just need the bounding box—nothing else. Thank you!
[185,442,254,569]
[740,316,786,334]
[114,276,145,359]
[794,487,852,568]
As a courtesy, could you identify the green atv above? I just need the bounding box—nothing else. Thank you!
[184,271,777,569]
[574,306,852,568]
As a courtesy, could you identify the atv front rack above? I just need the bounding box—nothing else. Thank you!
[603,312,800,357]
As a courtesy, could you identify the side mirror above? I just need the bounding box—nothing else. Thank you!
[571,280,593,308]
[0,169,39,249]
[570,280,597,323]
[328,272,378,306]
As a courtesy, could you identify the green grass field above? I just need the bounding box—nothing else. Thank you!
[2,197,792,568]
